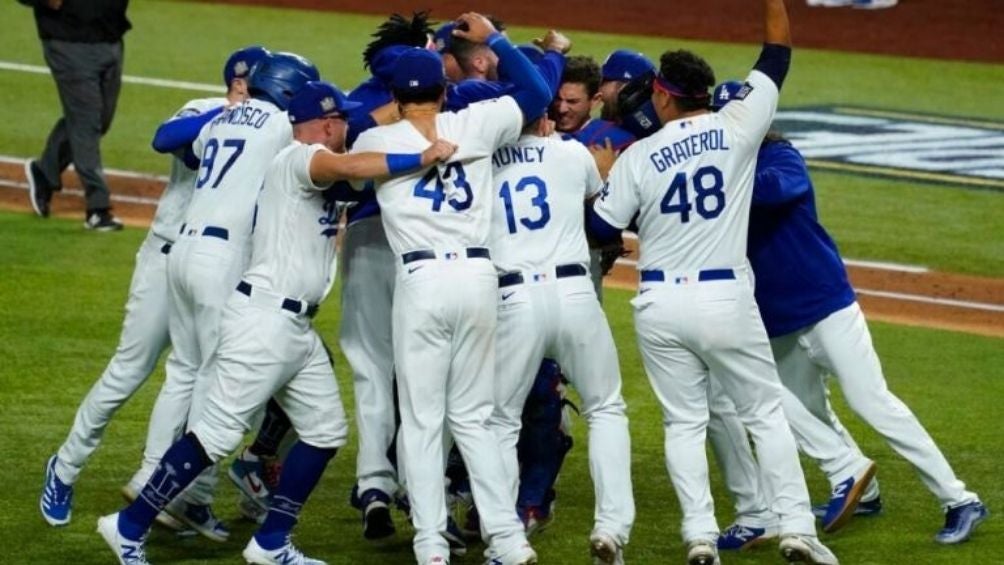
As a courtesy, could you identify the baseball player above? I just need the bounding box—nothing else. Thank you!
[338,12,434,541]
[39,46,267,529]
[598,50,656,122]
[708,80,987,547]
[97,80,453,565]
[488,116,635,562]
[349,13,551,563]
[588,1,840,563]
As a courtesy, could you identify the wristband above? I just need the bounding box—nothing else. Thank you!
[386,153,423,174]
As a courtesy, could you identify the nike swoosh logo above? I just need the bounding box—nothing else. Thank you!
[639,288,652,294]
[247,475,264,494]
[407,266,424,274]
[501,291,515,301]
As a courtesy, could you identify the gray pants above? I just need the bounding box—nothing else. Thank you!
[37,39,123,212]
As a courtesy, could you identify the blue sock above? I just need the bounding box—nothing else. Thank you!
[119,433,211,540]
[255,441,336,550]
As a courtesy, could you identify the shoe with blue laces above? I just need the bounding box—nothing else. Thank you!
[164,497,230,542]
[40,455,73,526]
[813,495,883,519]
[822,461,876,533]
[935,500,988,544]
[229,448,272,513]
[716,523,777,550]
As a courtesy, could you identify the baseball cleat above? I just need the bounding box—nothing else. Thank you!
[163,498,230,542]
[229,448,272,513]
[686,539,720,565]
[84,209,124,231]
[360,489,395,540]
[97,513,150,565]
[40,455,73,526]
[717,523,778,550]
[243,534,326,565]
[821,461,876,533]
[806,0,853,6]
[812,495,882,519]
[489,542,537,565]
[120,483,187,532]
[853,0,898,8]
[589,531,625,565]
[935,500,988,544]
[779,535,838,565]
[25,159,51,218]
[519,504,555,537]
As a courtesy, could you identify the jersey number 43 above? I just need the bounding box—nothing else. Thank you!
[413,162,472,212]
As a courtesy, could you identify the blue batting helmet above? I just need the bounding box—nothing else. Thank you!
[223,45,270,87]
[248,52,320,111]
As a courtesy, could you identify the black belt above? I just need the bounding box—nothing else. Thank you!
[236,280,319,318]
[498,263,588,288]
[160,243,172,255]
[178,223,229,241]
[401,247,490,265]
[640,268,735,283]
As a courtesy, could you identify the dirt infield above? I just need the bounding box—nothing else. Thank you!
[197,0,1003,63]
[1,160,1001,338]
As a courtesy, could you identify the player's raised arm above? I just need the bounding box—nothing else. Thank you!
[453,12,551,124]
[756,0,792,89]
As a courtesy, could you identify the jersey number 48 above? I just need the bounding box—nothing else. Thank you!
[660,165,726,222]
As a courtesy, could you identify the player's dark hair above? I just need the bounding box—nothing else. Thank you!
[448,15,507,74]
[363,11,433,70]
[393,84,446,106]
[659,50,715,112]
[561,55,601,97]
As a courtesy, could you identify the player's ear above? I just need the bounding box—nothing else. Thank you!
[591,91,603,110]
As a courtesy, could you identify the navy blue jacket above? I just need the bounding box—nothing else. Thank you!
[748,138,856,338]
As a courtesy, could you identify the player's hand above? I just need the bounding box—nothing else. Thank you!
[589,139,617,180]
[533,30,572,54]
[534,118,556,137]
[422,139,458,165]
[452,13,498,44]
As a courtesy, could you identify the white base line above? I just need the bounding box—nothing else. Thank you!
[856,289,1004,313]
[0,61,223,94]
[616,256,928,274]
[0,179,161,206]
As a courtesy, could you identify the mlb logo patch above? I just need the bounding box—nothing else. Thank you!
[533,273,549,282]
[409,79,420,87]
[444,251,458,260]
[673,276,689,284]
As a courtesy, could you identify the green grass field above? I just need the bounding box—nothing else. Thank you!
[1,211,1002,564]
[0,0,1002,563]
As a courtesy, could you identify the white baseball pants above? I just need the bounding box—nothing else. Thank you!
[338,216,400,497]
[392,256,528,564]
[489,268,634,544]
[631,266,816,542]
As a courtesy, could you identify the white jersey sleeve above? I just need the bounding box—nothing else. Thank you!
[292,143,334,193]
[470,96,524,151]
[578,141,604,199]
[716,70,779,152]
[593,149,641,229]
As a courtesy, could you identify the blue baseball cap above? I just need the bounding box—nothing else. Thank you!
[433,22,456,53]
[601,49,655,82]
[391,48,447,91]
[711,80,746,111]
[223,45,270,86]
[287,81,362,124]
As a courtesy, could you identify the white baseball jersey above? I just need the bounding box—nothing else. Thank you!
[150,97,227,243]
[595,70,778,271]
[243,142,337,305]
[352,97,523,255]
[186,98,293,247]
[490,133,603,273]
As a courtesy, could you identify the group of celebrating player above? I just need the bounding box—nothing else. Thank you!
[37,0,987,564]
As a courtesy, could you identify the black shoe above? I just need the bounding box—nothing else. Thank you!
[360,489,395,540]
[84,209,123,231]
[25,160,51,218]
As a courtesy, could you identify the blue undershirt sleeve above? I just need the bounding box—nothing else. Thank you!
[753,43,792,90]
[586,205,623,245]
[151,106,224,154]
[487,32,551,122]
[753,142,812,206]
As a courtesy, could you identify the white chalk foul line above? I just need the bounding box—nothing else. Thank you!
[0,61,223,93]
[0,179,161,206]
[855,289,1004,313]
